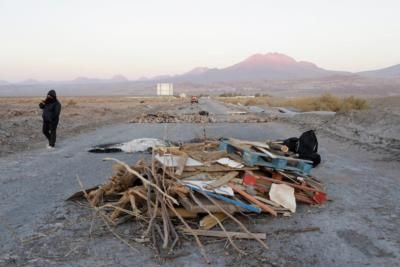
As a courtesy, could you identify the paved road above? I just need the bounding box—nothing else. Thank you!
[0,123,399,265]
[198,97,246,115]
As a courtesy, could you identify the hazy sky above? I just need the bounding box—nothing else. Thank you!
[0,0,399,82]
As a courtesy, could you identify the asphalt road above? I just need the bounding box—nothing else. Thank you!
[0,105,399,266]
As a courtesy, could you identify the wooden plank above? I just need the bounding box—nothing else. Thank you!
[205,171,239,189]
[199,213,229,230]
[155,208,198,218]
[256,175,325,193]
[186,185,261,213]
[181,229,267,240]
[229,183,277,216]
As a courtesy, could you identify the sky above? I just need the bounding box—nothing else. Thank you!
[0,0,399,82]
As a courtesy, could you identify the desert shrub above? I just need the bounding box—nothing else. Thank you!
[219,92,244,97]
[285,94,368,112]
[218,93,368,112]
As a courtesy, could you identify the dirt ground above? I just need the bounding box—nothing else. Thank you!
[0,96,185,157]
[2,95,398,159]
[1,96,399,266]
[0,96,278,157]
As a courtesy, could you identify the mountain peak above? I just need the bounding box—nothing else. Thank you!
[242,53,296,66]
[185,67,210,76]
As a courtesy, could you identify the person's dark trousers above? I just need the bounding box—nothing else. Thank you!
[42,121,58,147]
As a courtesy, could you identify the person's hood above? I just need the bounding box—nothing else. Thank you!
[47,90,57,99]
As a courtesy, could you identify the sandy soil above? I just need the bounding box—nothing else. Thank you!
[0,96,185,157]
[0,96,278,158]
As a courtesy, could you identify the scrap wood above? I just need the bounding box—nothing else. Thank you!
[196,189,268,249]
[199,213,229,230]
[186,150,227,163]
[71,137,328,261]
[254,195,282,208]
[181,141,219,151]
[189,191,245,255]
[254,174,325,193]
[103,157,179,205]
[187,184,262,213]
[177,192,242,214]
[294,192,315,204]
[76,176,139,252]
[166,201,210,264]
[184,164,257,173]
[267,142,289,153]
[227,138,270,150]
[216,157,244,168]
[155,208,198,219]
[229,183,278,216]
[66,185,99,201]
[181,229,267,240]
[205,171,239,189]
[155,154,203,168]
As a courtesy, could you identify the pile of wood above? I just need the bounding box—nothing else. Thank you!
[69,138,327,263]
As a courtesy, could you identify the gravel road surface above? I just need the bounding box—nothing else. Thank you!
[1,99,399,266]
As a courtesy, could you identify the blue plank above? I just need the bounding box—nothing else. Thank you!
[185,184,262,213]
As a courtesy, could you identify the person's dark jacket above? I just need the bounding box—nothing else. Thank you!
[39,90,61,123]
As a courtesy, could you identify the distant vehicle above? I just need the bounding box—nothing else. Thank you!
[191,96,199,104]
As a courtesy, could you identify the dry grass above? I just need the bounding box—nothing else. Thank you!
[218,94,368,112]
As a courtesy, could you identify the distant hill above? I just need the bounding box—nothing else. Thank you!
[170,53,349,82]
[358,64,400,78]
[20,79,40,85]
[111,75,128,81]
[1,53,400,97]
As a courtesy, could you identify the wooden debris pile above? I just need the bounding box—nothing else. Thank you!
[69,138,327,262]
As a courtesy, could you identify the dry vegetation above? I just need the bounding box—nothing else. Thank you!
[217,93,368,112]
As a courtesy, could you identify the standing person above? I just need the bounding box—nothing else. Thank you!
[39,90,61,148]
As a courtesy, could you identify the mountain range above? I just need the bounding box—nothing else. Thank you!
[1,53,400,97]
[1,53,399,85]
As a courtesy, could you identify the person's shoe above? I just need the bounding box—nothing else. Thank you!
[47,145,55,149]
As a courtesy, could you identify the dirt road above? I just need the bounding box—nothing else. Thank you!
[0,99,399,266]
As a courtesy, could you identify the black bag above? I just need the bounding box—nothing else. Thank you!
[283,130,321,167]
